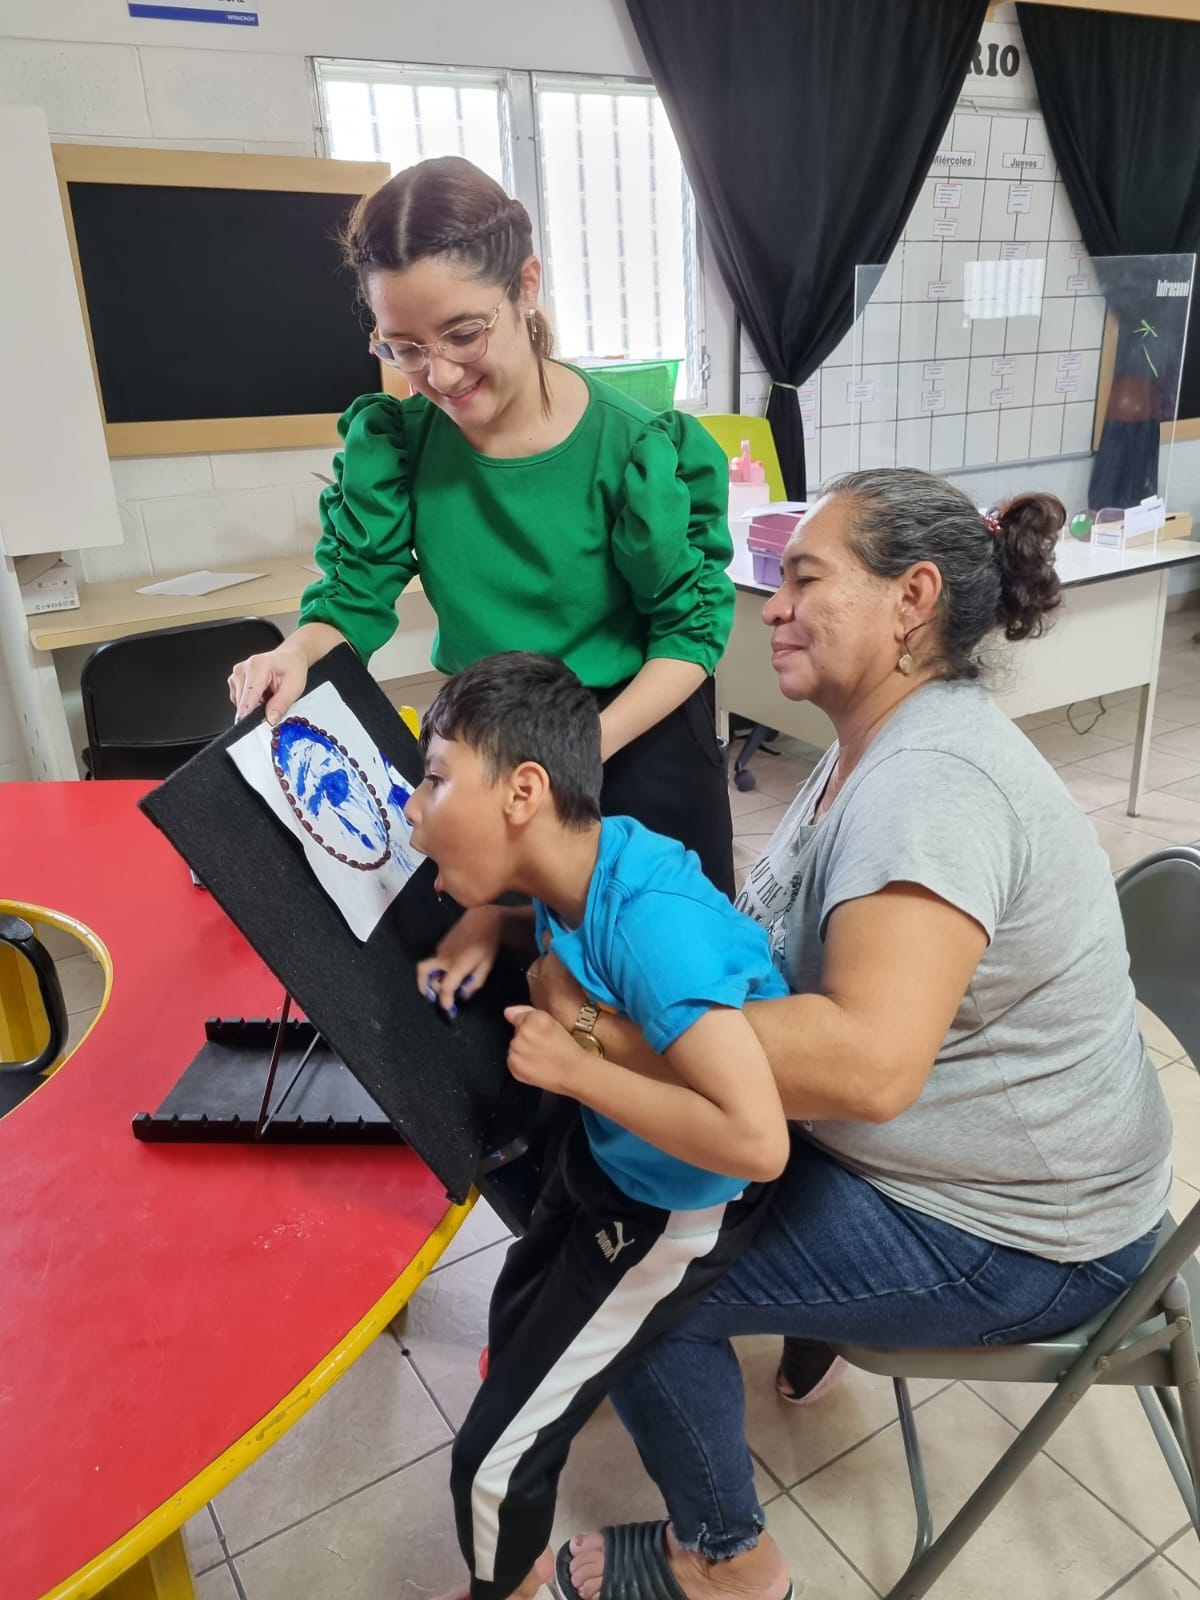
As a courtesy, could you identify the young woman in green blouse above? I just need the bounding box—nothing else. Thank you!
[228,156,736,893]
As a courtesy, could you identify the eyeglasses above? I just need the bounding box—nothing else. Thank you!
[369,296,509,374]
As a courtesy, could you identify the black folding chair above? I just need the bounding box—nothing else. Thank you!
[831,844,1200,1597]
[81,617,284,779]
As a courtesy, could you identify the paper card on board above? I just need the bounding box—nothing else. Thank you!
[227,680,425,942]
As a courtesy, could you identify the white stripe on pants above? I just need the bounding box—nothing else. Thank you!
[469,1200,729,1584]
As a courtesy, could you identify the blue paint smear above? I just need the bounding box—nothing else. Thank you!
[310,766,350,813]
[385,759,415,815]
[275,722,389,857]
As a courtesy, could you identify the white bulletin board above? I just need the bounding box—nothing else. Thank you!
[830,105,1103,477]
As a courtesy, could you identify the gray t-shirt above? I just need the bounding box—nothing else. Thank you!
[736,679,1171,1262]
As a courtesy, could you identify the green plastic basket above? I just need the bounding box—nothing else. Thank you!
[578,358,681,412]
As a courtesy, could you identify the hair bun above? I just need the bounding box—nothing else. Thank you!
[993,492,1064,641]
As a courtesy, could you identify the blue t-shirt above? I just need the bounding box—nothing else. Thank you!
[534,816,788,1210]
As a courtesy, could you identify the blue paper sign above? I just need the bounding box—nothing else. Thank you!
[129,3,259,24]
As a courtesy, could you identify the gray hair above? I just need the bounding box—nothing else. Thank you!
[824,468,1064,680]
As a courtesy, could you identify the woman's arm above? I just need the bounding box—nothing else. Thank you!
[599,659,706,760]
[505,1004,789,1183]
[531,885,987,1122]
[743,884,987,1121]
[229,621,347,723]
[605,415,733,759]
[232,395,416,723]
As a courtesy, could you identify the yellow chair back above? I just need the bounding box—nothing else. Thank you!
[696,414,787,504]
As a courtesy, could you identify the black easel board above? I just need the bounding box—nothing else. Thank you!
[138,646,537,1203]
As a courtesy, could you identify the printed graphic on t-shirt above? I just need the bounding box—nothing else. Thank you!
[737,850,802,970]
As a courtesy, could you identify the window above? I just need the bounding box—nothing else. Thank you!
[535,81,696,382]
[314,60,703,401]
[319,62,510,187]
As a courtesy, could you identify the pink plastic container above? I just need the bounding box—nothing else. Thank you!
[746,505,807,588]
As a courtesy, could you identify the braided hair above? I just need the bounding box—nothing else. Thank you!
[342,156,553,411]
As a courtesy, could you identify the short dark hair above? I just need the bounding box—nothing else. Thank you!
[825,468,1064,681]
[421,652,602,828]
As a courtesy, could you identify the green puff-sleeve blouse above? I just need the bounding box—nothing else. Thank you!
[298,367,735,689]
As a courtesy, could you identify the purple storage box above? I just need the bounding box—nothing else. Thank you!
[751,550,783,587]
[745,503,808,589]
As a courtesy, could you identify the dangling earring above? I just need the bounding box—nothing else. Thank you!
[527,307,538,345]
[897,621,919,676]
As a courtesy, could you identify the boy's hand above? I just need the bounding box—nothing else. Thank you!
[416,906,507,1015]
[504,1005,583,1095]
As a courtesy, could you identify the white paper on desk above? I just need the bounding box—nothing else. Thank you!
[136,569,265,598]
[227,680,425,943]
[1123,497,1166,539]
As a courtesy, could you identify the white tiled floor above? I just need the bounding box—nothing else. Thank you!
[48,608,1200,1598]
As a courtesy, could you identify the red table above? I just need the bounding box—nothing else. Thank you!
[0,782,468,1600]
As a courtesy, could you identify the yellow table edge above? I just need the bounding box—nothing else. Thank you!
[41,1194,474,1600]
[8,888,470,1600]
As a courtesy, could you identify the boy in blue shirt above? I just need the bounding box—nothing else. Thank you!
[404,652,790,1600]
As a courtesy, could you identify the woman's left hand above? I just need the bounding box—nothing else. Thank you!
[525,946,587,1028]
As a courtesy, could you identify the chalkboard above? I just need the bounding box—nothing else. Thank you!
[53,145,389,455]
[69,182,377,424]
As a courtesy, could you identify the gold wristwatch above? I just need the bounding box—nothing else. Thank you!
[571,1000,605,1057]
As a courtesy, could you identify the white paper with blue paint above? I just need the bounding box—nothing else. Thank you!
[228,681,425,942]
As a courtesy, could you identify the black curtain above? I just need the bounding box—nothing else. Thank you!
[1018,4,1200,508]
[625,0,987,497]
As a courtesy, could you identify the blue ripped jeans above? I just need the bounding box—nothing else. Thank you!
[608,1137,1160,1561]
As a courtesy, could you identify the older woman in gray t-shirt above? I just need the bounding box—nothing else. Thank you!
[534,468,1171,1600]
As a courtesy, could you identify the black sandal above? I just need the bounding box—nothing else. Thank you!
[774,1338,846,1406]
[554,1521,793,1600]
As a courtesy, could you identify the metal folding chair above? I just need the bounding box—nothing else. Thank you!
[833,844,1200,1599]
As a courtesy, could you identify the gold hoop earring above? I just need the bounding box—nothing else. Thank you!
[897,651,915,676]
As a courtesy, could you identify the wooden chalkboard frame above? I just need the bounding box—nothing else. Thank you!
[52,144,391,458]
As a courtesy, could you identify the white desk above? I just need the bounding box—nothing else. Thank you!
[20,555,437,780]
[715,538,1200,818]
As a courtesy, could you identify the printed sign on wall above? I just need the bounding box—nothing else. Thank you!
[129,1,259,24]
